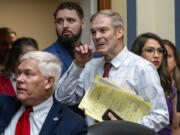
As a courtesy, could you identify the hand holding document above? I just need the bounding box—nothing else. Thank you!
[79,75,152,122]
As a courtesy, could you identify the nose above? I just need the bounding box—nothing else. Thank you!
[16,74,24,83]
[63,20,68,28]
[94,31,102,41]
[153,50,160,58]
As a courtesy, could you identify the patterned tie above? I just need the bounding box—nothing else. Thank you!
[103,62,112,77]
[15,107,33,135]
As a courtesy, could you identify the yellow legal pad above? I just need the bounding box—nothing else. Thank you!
[79,75,152,122]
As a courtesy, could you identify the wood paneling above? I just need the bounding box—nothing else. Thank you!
[98,0,111,11]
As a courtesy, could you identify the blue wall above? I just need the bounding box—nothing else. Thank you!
[127,0,136,49]
[175,0,180,52]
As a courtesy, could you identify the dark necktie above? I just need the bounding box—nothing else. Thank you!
[103,62,112,77]
[15,107,33,135]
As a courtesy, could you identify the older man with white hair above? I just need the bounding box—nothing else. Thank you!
[0,51,87,135]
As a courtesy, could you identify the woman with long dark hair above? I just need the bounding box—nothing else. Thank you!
[163,39,180,134]
[131,33,178,135]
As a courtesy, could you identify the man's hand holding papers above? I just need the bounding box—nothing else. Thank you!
[79,75,152,122]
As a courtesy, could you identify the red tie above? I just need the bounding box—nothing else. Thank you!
[15,107,33,135]
[103,62,112,77]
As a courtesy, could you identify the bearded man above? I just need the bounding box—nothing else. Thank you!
[44,2,98,76]
[44,2,98,117]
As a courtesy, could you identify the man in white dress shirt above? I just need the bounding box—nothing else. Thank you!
[55,10,169,132]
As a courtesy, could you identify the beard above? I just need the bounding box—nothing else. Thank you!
[57,28,82,49]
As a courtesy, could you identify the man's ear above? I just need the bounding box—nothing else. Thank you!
[81,18,86,29]
[116,27,124,40]
[45,76,55,90]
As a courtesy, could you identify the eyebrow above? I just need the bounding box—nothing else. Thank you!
[144,46,163,49]
[17,68,33,73]
[56,16,77,19]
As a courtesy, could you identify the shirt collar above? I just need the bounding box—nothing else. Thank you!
[21,96,53,116]
[103,46,129,69]
[32,96,53,114]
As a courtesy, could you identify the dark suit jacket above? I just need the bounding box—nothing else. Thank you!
[0,94,87,135]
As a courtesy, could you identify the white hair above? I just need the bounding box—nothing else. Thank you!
[20,51,62,90]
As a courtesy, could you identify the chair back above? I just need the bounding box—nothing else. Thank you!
[87,120,156,135]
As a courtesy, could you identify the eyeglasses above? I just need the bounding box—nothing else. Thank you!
[142,47,165,56]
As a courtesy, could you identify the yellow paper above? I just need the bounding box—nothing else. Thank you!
[79,75,152,122]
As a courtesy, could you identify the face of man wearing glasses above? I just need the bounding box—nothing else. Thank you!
[141,38,164,69]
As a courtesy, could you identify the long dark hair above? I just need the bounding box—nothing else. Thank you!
[162,39,180,91]
[2,37,38,79]
[131,32,173,100]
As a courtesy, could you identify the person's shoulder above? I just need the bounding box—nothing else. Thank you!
[61,104,85,122]
[0,93,15,100]
[0,74,5,81]
[127,51,155,70]
[0,93,20,110]
[0,74,11,81]
[44,41,60,52]
[53,103,87,135]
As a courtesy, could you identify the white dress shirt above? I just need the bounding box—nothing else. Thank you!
[4,96,53,135]
[55,46,169,131]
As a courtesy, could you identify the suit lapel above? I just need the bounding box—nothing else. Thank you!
[39,98,63,135]
[0,94,21,133]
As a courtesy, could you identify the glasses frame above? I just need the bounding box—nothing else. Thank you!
[142,47,166,56]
